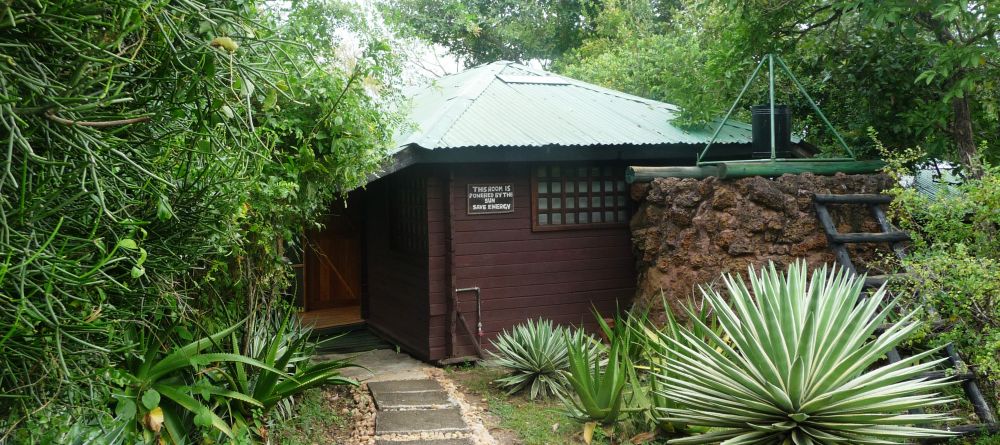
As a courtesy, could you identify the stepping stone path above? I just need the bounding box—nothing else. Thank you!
[368,379,475,445]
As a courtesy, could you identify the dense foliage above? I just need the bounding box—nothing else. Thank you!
[0,0,398,440]
[880,141,1000,405]
[385,0,1000,166]
[659,261,955,444]
[380,0,604,67]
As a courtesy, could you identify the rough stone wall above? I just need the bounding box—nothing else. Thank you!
[630,173,894,317]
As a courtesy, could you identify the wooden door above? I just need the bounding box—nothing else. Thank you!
[304,195,363,311]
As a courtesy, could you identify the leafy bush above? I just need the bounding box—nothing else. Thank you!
[490,318,576,399]
[35,312,356,444]
[659,261,956,444]
[0,0,397,438]
[230,314,357,426]
[878,144,1000,403]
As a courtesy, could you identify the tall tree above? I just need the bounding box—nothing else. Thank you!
[558,0,1000,166]
[716,0,998,167]
[380,0,606,66]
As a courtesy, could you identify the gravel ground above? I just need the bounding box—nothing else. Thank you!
[346,368,498,445]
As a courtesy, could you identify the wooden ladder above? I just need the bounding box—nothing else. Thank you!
[813,193,998,438]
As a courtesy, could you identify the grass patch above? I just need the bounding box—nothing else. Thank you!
[950,434,1000,445]
[269,386,353,445]
[446,364,620,445]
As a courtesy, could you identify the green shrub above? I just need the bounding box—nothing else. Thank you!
[659,260,957,444]
[229,314,357,425]
[0,0,398,438]
[489,318,576,399]
[877,143,1000,404]
[111,314,356,443]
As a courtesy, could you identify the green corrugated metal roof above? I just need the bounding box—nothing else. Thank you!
[394,61,753,152]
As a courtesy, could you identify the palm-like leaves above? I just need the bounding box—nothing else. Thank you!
[658,261,957,445]
[243,316,357,414]
[490,318,573,399]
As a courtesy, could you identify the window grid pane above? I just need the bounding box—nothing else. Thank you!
[535,164,628,227]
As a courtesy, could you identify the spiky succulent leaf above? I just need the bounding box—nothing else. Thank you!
[658,261,958,445]
[562,327,628,424]
[489,318,571,399]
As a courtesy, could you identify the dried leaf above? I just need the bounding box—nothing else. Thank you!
[209,37,239,53]
[630,431,656,444]
[145,406,164,433]
[583,421,597,445]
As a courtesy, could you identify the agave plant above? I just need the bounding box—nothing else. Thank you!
[628,297,715,436]
[657,260,957,444]
[490,318,573,399]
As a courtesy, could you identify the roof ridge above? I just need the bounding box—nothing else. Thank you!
[412,62,509,148]
[497,62,681,111]
[492,72,606,145]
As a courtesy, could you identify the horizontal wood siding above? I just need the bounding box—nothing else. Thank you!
[427,163,636,361]
[365,172,431,360]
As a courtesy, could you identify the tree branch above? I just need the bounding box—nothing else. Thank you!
[44,111,150,127]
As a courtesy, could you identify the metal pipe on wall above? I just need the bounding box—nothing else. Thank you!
[626,160,885,183]
[455,286,482,346]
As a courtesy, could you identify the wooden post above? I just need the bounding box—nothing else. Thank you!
[445,166,458,358]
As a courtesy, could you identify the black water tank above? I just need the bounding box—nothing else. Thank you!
[751,104,792,157]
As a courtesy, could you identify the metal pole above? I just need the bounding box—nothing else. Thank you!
[774,55,856,159]
[698,57,767,164]
[769,54,776,160]
[455,287,482,343]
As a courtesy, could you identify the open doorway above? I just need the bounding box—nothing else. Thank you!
[299,192,365,329]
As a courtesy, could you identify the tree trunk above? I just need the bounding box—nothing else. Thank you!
[951,96,980,177]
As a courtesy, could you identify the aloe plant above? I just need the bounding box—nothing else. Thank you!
[658,261,957,444]
[626,300,711,436]
[562,328,627,425]
[559,324,632,444]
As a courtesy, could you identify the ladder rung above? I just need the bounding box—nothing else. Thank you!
[829,231,910,244]
[814,194,894,204]
[863,273,911,288]
[921,371,976,381]
[875,319,947,335]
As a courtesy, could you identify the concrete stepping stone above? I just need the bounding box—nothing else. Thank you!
[369,379,443,395]
[376,439,474,445]
[374,390,453,410]
[375,408,468,434]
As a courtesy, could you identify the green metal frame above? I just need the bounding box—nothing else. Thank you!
[698,53,856,165]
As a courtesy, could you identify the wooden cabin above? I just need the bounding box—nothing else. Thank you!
[298,61,763,362]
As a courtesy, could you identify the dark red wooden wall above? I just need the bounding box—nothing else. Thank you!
[427,163,636,360]
[362,162,636,362]
[364,172,431,358]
